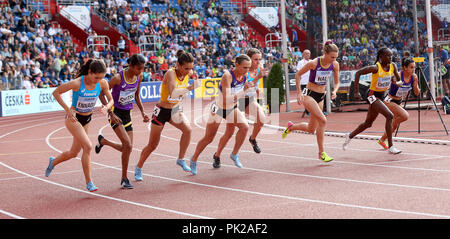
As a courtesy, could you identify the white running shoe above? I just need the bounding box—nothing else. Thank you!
[388,146,402,154]
[342,133,351,151]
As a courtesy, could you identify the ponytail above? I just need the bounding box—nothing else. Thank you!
[75,58,106,78]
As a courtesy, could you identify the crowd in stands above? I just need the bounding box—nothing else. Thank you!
[0,0,445,91]
[326,0,428,70]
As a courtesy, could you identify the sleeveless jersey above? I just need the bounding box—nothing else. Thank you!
[111,70,139,110]
[160,68,190,104]
[71,75,101,113]
[219,69,247,94]
[308,57,334,86]
[369,62,394,92]
[245,67,260,97]
[388,71,413,99]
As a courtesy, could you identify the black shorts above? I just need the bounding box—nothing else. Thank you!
[110,107,132,131]
[75,113,92,127]
[367,90,387,104]
[303,88,325,103]
[384,95,402,105]
[151,104,180,126]
[211,102,238,120]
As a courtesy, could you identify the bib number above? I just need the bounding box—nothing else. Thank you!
[152,105,161,117]
[210,102,219,114]
[367,95,377,104]
[384,95,392,103]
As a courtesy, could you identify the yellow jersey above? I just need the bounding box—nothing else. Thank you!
[160,68,189,105]
[369,62,394,92]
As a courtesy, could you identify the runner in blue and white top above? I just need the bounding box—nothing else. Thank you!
[377,58,420,150]
[189,54,253,175]
[239,48,270,154]
[47,59,118,192]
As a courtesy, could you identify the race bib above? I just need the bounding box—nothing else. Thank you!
[152,105,161,117]
[376,76,391,90]
[384,95,392,103]
[396,86,411,98]
[76,96,97,113]
[118,88,136,105]
[367,95,377,104]
[315,71,331,85]
[210,102,219,114]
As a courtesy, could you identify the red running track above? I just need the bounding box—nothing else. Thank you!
[0,101,450,219]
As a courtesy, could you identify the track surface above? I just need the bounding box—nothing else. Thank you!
[0,100,449,219]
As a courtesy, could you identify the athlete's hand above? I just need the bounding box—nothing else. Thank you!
[109,111,122,125]
[142,112,150,123]
[354,92,362,101]
[101,105,109,115]
[66,109,77,123]
[297,93,304,105]
[261,68,269,77]
[331,91,337,100]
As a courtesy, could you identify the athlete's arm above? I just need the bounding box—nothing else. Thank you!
[331,61,340,100]
[52,78,80,122]
[412,73,420,96]
[99,74,120,106]
[135,73,149,122]
[167,70,198,99]
[354,64,378,100]
[392,63,403,87]
[295,59,316,95]
[100,79,121,125]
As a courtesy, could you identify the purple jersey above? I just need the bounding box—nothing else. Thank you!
[111,70,139,110]
[308,57,334,86]
[388,71,413,98]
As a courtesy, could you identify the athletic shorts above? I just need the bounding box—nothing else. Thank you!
[151,104,180,126]
[367,90,387,105]
[75,113,92,127]
[110,107,132,131]
[384,95,402,105]
[211,102,238,120]
[303,88,325,103]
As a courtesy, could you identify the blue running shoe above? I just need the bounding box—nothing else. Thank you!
[230,153,243,168]
[190,158,197,175]
[121,178,134,189]
[87,181,98,192]
[176,159,191,172]
[45,157,55,177]
[135,167,143,181]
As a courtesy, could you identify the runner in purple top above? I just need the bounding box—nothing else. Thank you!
[97,54,149,189]
[282,40,340,162]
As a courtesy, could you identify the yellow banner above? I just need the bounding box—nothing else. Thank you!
[194,78,264,98]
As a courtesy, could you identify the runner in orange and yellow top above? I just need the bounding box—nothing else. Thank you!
[134,50,201,181]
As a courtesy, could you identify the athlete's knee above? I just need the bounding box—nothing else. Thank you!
[82,142,93,153]
[238,123,249,133]
[385,111,394,121]
[361,121,373,129]
[122,139,132,152]
[317,116,327,126]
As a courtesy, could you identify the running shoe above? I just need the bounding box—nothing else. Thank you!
[176,159,191,172]
[281,121,294,139]
[95,134,104,154]
[249,137,261,154]
[190,158,197,175]
[45,156,55,177]
[342,132,351,151]
[377,139,389,150]
[388,146,402,154]
[320,152,334,162]
[87,181,98,192]
[135,166,143,181]
[121,178,134,189]
[230,153,243,168]
[212,153,221,168]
